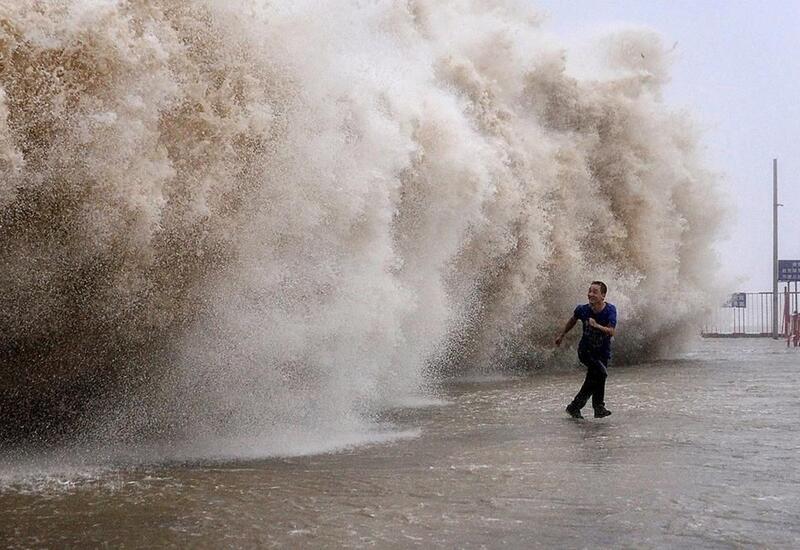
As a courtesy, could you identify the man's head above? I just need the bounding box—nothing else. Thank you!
[588,280,607,306]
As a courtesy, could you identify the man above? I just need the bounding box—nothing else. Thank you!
[554,281,617,419]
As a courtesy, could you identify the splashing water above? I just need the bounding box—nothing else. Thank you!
[0,1,725,453]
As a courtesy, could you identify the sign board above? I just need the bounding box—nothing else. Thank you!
[778,260,800,282]
[723,293,747,308]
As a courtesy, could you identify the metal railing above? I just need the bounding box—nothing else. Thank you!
[702,289,800,337]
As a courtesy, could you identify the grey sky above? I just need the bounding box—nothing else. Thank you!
[535,0,800,292]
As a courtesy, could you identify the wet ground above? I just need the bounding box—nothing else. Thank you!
[1,339,799,548]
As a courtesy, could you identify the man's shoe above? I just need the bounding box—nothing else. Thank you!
[565,405,583,419]
[594,407,612,418]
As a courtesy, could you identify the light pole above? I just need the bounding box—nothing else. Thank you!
[773,158,779,339]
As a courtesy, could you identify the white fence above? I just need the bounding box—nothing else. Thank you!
[702,290,800,337]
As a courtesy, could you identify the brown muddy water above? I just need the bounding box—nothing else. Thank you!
[1,339,799,548]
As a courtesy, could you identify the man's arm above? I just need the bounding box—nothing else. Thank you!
[588,317,616,337]
[555,315,578,347]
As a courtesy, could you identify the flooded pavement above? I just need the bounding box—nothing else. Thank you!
[2,339,799,548]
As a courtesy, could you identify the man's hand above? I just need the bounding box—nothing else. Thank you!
[588,318,615,337]
[556,315,578,347]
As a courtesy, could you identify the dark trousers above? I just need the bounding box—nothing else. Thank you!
[571,350,608,411]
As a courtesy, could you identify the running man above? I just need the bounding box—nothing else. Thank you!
[555,281,617,419]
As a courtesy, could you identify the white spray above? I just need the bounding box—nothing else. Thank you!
[0,1,725,454]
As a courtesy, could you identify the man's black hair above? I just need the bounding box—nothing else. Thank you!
[591,280,607,296]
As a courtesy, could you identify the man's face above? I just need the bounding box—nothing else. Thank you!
[587,284,605,305]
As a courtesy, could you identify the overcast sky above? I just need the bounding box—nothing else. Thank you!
[535,0,800,292]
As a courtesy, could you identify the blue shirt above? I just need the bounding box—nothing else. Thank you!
[574,303,617,360]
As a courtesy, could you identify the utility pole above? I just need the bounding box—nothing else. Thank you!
[773,158,779,339]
